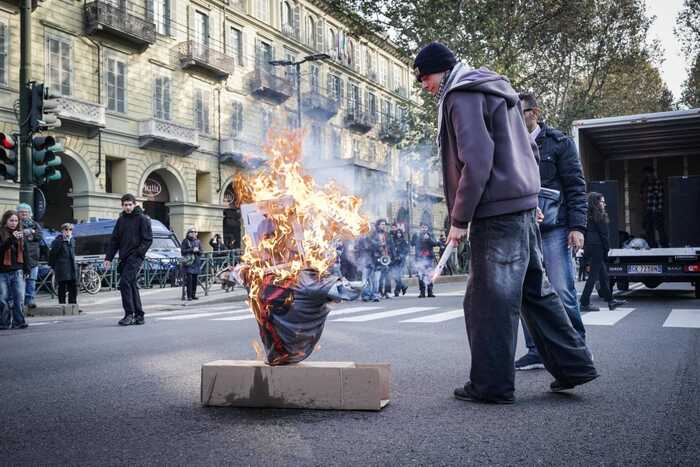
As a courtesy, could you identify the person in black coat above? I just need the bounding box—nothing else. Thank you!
[181,226,203,301]
[390,228,409,296]
[49,223,78,304]
[104,194,153,326]
[580,192,626,311]
[411,223,439,298]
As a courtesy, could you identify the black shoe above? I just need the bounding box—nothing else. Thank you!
[119,315,135,326]
[418,293,426,298]
[515,352,545,370]
[580,304,600,312]
[394,291,400,297]
[402,287,408,296]
[427,293,436,298]
[550,374,599,392]
[27,303,37,309]
[133,316,145,325]
[454,383,514,405]
[608,299,626,310]
[383,294,391,300]
[191,296,199,300]
[11,322,28,329]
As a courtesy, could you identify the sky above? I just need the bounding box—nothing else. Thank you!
[646,0,691,100]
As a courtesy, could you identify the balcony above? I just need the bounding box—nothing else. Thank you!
[138,119,199,155]
[301,92,339,121]
[281,23,300,41]
[379,119,407,145]
[248,68,293,104]
[56,96,106,137]
[220,136,266,169]
[178,41,235,80]
[84,1,156,49]
[343,107,375,134]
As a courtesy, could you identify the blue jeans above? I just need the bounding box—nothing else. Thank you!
[523,226,586,355]
[25,266,38,305]
[361,264,380,300]
[0,270,26,328]
[465,210,595,400]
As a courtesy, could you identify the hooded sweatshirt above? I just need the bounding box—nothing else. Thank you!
[105,206,154,263]
[437,64,540,228]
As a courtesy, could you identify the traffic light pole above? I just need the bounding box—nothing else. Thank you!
[19,0,33,206]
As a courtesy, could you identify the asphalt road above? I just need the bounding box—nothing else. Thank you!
[2,280,699,466]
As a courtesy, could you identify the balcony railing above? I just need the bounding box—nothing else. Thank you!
[84,1,156,48]
[379,119,407,145]
[301,92,339,121]
[220,136,266,169]
[178,41,235,80]
[343,106,375,134]
[138,118,199,155]
[248,68,293,104]
[281,23,300,41]
[56,96,106,137]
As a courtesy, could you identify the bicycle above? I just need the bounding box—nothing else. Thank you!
[50,262,102,295]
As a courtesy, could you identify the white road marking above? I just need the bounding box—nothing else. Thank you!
[89,304,165,315]
[333,306,437,322]
[329,306,382,316]
[436,291,465,297]
[581,308,635,326]
[211,314,255,321]
[157,310,249,321]
[401,309,464,323]
[663,309,700,328]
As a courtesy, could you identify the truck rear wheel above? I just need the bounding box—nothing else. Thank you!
[642,279,661,289]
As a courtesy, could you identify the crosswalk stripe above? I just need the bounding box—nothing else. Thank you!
[146,307,244,318]
[211,313,255,321]
[663,309,700,328]
[401,309,464,323]
[333,306,437,322]
[90,304,165,315]
[581,308,634,326]
[329,305,381,316]
[157,310,249,321]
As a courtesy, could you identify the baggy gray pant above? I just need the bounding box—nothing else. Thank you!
[463,209,597,400]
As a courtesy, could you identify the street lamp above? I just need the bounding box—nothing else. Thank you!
[269,53,331,130]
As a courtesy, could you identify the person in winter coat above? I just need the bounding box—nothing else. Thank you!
[104,194,153,326]
[181,226,203,301]
[411,223,439,298]
[209,234,226,257]
[580,192,627,311]
[414,42,596,403]
[514,92,588,371]
[390,228,409,296]
[0,210,31,329]
[17,203,43,309]
[371,219,393,299]
[49,223,78,304]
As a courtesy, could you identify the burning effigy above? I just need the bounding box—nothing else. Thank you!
[233,130,369,366]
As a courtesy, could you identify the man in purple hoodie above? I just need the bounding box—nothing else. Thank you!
[413,42,598,403]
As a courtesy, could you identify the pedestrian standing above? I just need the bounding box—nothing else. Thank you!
[390,228,409,296]
[181,227,203,301]
[17,203,43,309]
[372,219,393,299]
[49,223,78,305]
[414,42,597,403]
[412,223,438,298]
[580,192,627,311]
[640,166,668,248]
[104,194,153,326]
[514,92,588,371]
[0,210,30,330]
[209,233,225,256]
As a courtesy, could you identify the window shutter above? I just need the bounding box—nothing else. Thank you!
[146,0,154,22]
[338,78,344,104]
[204,91,210,133]
[327,73,333,98]
[164,0,172,35]
[163,77,171,120]
[154,77,162,118]
[316,18,324,52]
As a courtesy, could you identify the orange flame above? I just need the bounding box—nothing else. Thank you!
[234,130,370,328]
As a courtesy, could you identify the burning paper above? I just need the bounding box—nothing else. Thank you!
[234,130,369,365]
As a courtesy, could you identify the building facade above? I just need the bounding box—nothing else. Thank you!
[0,0,446,247]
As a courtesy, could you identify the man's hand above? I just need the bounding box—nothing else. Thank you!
[447,225,469,246]
[536,208,544,224]
[568,231,584,252]
[103,260,111,271]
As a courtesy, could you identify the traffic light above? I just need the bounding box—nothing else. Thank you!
[30,83,61,132]
[32,136,63,184]
[0,132,18,182]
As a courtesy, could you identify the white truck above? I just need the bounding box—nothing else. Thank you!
[572,108,700,298]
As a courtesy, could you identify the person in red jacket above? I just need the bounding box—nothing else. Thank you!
[414,42,597,403]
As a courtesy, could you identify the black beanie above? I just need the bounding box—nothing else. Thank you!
[413,42,457,82]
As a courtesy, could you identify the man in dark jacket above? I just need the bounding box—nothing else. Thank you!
[104,194,153,326]
[414,42,597,403]
[411,223,439,298]
[514,93,588,371]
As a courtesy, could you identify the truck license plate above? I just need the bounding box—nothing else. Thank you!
[627,265,662,274]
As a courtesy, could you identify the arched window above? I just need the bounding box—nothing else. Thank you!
[347,39,355,68]
[306,16,316,47]
[281,1,293,29]
[328,28,336,55]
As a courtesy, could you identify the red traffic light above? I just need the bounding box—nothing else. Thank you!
[0,133,15,150]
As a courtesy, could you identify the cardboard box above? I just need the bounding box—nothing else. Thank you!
[201,360,390,411]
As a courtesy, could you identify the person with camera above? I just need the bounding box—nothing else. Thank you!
[0,210,31,330]
[16,203,43,310]
[181,227,203,301]
[209,233,226,257]
[514,92,589,371]
[49,223,78,305]
[412,222,439,298]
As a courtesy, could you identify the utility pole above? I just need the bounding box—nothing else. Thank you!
[19,0,33,207]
